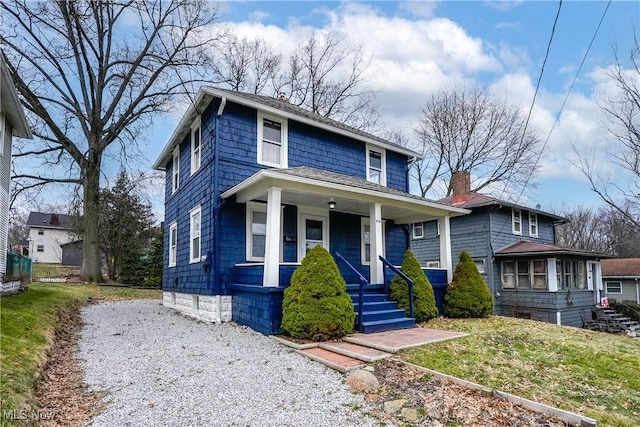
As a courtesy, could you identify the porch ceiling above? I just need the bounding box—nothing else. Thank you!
[221,167,469,224]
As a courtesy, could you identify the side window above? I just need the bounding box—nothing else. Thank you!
[257,112,288,168]
[172,147,180,193]
[512,209,522,235]
[366,146,386,185]
[412,223,424,239]
[169,222,177,267]
[189,206,201,263]
[191,118,201,175]
[247,204,267,261]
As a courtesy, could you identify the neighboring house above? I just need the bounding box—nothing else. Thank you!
[601,258,640,304]
[411,171,609,327]
[1,51,32,291]
[153,86,468,334]
[26,212,79,264]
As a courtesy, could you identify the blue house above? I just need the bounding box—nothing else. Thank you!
[154,87,468,334]
[411,171,609,327]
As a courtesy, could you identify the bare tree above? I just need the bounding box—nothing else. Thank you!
[578,35,640,228]
[411,86,540,198]
[2,0,222,281]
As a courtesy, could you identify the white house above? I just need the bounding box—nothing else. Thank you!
[26,212,78,264]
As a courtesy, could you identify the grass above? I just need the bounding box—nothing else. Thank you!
[404,316,640,427]
[31,264,78,278]
[0,283,161,423]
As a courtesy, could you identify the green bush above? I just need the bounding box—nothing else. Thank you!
[389,250,438,322]
[444,250,493,318]
[281,246,355,341]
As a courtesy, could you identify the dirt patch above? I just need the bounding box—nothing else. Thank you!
[366,359,574,426]
[34,302,106,426]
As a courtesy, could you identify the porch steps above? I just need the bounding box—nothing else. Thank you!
[297,347,367,373]
[319,341,392,362]
[348,287,415,334]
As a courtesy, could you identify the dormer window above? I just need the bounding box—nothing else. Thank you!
[257,112,287,168]
[191,118,201,175]
[366,145,386,185]
[512,209,522,235]
[529,212,538,237]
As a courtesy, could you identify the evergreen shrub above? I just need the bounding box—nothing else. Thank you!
[443,250,493,318]
[281,246,355,341]
[389,250,438,322]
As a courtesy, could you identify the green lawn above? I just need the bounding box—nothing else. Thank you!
[404,316,640,427]
[0,283,161,422]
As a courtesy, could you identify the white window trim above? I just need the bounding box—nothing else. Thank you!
[361,217,385,266]
[412,222,424,239]
[529,212,538,237]
[512,209,522,235]
[246,202,284,262]
[190,117,201,175]
[172,147,180,193]
[168,221,177,267]
[474,258,486,274]
[257,111,288,168]
[366,145,386,186]
[189,205,202,264]
[605,280,623,294]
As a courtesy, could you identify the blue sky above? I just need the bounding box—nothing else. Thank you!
[134,1,639,217]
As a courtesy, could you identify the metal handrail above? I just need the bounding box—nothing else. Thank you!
[379,255,414,319]
[335,251,368,332]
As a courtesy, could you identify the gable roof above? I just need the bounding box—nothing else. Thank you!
[1,51,32,139]
[26,212,76,230]
[494,240,612,259]
[601,258,640,277]
[437,192,566,222]
[154,86,421,170]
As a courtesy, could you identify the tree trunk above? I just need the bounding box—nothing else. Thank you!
[81,160,103,282]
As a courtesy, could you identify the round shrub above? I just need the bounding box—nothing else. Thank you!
[443,250,493,318]
[281,246,355,341]
[389,250,438,322]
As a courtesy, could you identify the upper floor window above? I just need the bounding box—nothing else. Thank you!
[257,112,288,168]
[38,229,44,235]
[412,222,424,239]
[191,118,201,175]
[529,212,538,237]
[366,146,386,185]
[512,209,522,235]
[172,147,180,193]
[169,222,177,267]
[189,205,201,263]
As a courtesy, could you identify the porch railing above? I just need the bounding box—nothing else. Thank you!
[379,255,414,319]
[335,251,368,332]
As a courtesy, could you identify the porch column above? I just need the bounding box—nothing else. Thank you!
[369,202,384,284]
[439,216,453,283]
[263,186,282,287]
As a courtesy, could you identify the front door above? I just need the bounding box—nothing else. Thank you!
[298,214,328,260]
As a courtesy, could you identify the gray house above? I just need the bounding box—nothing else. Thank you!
[411,171,609,327]
[601,258,640,304]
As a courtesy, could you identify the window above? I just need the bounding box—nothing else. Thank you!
[366,145,386,185]
[191,118,201,174]
[501,261,515,289]
[512,209,522,235]
[169,222,177,267]
[361,217,385,265]
[558,259,587,289]
[605,281,622,294]
[412,223,424,239]
[516,260,530,288]
[425,260,440,268]
[189,206,201,263]
[246,203,267,261]
[532,259,547,289]
[501,259,547,290]
[36,245,44,252]
[474,259,486,274]
[172,147,180,193]
[529,212,538,237]
[257,112,287,167]
[38,229,44,235]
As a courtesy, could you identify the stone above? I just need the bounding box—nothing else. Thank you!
[346,369,379,393]
[384,399,406,414]
[401,407,419,421]
[365,393,380,403]
[363,365,375,372]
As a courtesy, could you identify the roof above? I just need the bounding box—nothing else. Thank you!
[494,240,612,259]
[154,86,421,170]
[1,51,32,139]
[438,192,566,222]
[221,166,470,224]
[601,258,640,277]
[26,212,76,230]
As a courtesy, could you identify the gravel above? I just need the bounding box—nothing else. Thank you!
[79,299,379,427]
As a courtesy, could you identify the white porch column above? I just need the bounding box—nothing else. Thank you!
[263,186,282,287]
[369,203,384,284]
[439,216,453,283]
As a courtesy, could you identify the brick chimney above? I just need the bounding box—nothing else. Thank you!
[451,171,471,196]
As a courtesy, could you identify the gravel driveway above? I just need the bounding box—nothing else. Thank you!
[79,299,378,427]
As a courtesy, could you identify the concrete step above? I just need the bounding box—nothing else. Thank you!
[297,347,366,373]
[361,317,415,333]
[319,341,391,362]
